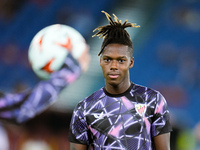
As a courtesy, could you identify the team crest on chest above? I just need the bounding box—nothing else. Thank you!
[135,103,147,116]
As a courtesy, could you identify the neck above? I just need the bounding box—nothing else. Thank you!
[105,80,131,95]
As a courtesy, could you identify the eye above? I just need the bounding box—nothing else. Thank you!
[104,58,111,62]
[118,59,125,63]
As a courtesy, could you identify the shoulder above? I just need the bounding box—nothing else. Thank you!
[132,83,166,104]
[133,83,159,96]
[76,88,105,108]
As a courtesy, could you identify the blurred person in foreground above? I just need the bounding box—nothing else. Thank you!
[0,43,90,123]
[68,11,172,150]
[0,42,90,150]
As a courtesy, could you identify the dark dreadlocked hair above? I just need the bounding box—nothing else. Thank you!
[92,11,140,56]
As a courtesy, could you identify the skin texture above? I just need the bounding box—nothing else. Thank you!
[70,143,88,150]
[100,43,134,94]
[70,43,171,150]
[154,133,171,150]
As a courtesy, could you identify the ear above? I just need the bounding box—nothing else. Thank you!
[129,57,134,68]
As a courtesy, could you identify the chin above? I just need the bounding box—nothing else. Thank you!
[107,80,120,87]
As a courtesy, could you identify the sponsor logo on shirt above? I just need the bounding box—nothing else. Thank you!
[93,112,104,119]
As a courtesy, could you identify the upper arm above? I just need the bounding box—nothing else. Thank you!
[153,133,171,150]
[70,143,88,150]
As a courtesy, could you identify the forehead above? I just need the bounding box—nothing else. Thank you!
[102,43,130,57]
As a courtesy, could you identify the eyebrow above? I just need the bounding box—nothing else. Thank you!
[102,55,127,59]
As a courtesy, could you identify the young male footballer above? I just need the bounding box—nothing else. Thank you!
[68,11,172,150]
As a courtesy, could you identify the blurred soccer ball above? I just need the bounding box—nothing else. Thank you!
[28,24,87,79]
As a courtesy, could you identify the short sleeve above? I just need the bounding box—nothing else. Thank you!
[68,103,90,145]
[151,92,172,137]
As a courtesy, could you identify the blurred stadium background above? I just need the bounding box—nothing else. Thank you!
[0,0,200,149]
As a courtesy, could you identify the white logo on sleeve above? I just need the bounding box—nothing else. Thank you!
[93,112,104,119]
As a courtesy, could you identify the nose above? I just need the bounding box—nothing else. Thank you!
[110,60,118,70]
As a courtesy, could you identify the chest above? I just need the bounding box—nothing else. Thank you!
[85,96,155,136]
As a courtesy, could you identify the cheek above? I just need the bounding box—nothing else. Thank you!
[100,64,110,77]
[119,65,130,75]
[120,63,130,70]
[101,65,107,73]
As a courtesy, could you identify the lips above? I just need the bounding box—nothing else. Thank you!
[108,73,120,79]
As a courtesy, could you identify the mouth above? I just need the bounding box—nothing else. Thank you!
[108,74,120,79]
